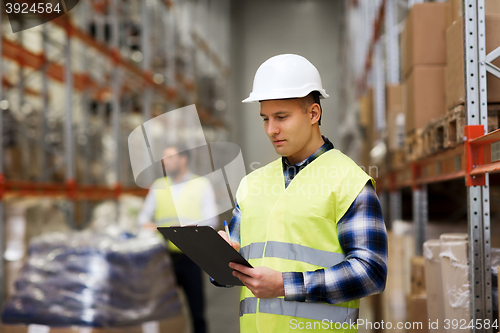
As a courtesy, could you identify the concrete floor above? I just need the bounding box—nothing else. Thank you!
[177,273,240,333]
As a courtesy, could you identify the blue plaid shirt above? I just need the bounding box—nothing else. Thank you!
[222,136,387,304]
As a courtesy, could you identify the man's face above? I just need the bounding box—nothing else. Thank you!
[162,147,183,176]
[260,98,313,160]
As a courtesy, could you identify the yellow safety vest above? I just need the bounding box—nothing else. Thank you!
[235,149,374,333]
[153,174,208,252]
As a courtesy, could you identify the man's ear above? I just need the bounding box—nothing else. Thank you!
[309,103,321,125]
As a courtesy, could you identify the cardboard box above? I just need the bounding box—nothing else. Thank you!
[446,15,500,110]
[386,85,403,113]
[404,66,446,133]
[411,256,426,295]
[423,240,445,333]
[447,0,500,27]
[407,294,429,333]
[359,90,374,167]
[440,239,470,333]
[401,3,447,78]
[386,85,405,151]
[0,316,185,333]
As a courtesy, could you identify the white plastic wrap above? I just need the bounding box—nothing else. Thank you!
[1,230,181,327]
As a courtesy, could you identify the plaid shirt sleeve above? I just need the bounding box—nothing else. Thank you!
[282,181,388,304]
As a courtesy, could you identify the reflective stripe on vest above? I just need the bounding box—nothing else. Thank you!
[240,297,359,322]
[240,241,346,268]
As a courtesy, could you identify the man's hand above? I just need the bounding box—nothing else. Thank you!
[229,262,285,299]
[217,230,241,251]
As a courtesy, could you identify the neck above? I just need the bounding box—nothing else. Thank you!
[286,131,324,165]
[171,168,188,183]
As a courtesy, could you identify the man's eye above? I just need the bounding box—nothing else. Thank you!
[277,116,287,120]
[262,118,268,122]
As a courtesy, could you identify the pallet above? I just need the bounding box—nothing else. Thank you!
[421,119,445,158]
[389,149,405,170]
[443,105,466,148]
[488,104,500,132]
[404,128,424,162]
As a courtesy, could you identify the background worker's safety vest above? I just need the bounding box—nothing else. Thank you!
[153,175,207,252]
[236,149,374,333]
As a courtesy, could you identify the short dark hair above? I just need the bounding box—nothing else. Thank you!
[301,91,322,125]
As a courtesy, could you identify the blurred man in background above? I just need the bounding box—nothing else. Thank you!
[138,144,218,333]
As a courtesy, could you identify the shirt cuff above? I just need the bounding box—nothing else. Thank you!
[282,272,306,302]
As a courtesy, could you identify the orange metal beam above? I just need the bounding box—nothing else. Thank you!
[2,38,94,91]
[465,125,486,186]
[4,179,147,200]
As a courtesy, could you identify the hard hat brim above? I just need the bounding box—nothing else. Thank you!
[242,89,329,103]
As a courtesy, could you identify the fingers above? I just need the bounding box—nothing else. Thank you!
[229,262,254,277]
[218,230,230,243]
[232,242,241,251]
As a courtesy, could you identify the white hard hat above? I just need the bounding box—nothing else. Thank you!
[242,54,329,103]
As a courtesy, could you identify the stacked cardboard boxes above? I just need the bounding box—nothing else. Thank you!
[359,89,374,168]
[382,222,415,333]
[386,85,405,167]
[402,3,448,135]
[423,234,470,333]
[407,256,429,333]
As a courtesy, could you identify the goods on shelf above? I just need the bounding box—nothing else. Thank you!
[405,128,424,162]
[423,240,444,333]
[410,256,426,296]
[0,317,184,333]
[401,3,447,79]
[1,229,181,328]
[386,84,405,153]
[359,90,374,168]
[408,256,429,333]
[446,15,500,110]
[407,294,429,333]
[439,234,469,333]
[404,66,446,134]
[382,221,415,333]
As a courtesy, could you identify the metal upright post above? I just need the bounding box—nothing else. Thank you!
[40,25,49,182]
[389,190,402,224]
[18,28,29,179]
[64,27,75,228]
[385,0,399,85]
[165,1,177,90]
[412,184,427,256]
[384,0,402,230]
[111,0,121,220]
[0,2,5,304]
[463,0,492,329]
[80,1,91,185]
[142,0,152,121]
[373,40,386,139]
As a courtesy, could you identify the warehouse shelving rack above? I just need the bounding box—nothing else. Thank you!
[359,0,499,330]
[0,0,230,303]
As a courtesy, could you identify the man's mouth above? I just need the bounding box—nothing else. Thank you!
[273,139,285,145]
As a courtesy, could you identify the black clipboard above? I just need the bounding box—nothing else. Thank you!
[157,226,252,286]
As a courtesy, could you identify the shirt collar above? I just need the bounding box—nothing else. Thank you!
[283,135,334,167]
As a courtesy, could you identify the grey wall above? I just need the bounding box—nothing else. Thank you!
[228,0,346,172]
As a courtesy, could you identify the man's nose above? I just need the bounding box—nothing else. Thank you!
[266,119,279,136]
